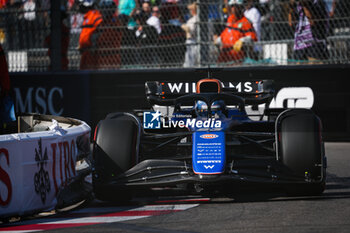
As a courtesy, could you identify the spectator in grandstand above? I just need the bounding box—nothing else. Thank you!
[68,0,74,9]
[4,0,23,50]
[147,5,162,34]
[244,0,261,59]
[22,0,38,49]
[225,0,261,40]
[23,0,36,22]
[244,0,261,41]
[134,11,158,66]
[214,0,257,64]
[117,0,137,28]
[44,7,69,70]
[0,44,16,134]
[93,0,123,69]
[142,1,151,17]
[160,0,183,26]
[211,2,232,41]
[258,0,270,18]
[223,0,233,15]
[288,0,329,63]
[68,1,84,49]
[213,0,237,41]
[181,2,199,67]
[69,1,84,34]
[78,0,103,70]
[217,0,237,37]
[39,0,51,26]
[329,0,350,31]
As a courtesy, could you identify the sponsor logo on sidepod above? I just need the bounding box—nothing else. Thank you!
[200,134,219,139]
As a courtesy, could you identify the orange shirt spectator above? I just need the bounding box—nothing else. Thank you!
[215,1,257,63]
[79,9,103,69]
[219,14,237,48]
[217,16,257,63]
[227,14,237,27]
[79,9,103,49]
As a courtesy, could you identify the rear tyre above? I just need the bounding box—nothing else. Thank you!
[93,115,139,202]
[277,109,326,195]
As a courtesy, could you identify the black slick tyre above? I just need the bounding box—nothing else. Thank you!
[277,109,326,195]
[92,116,138,202]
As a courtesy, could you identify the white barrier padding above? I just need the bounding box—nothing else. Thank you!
[263,43,288,65]
[0,118,90,218]
[7,51,28,72]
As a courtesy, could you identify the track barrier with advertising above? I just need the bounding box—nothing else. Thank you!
[0,115,90,218]
[9,65,350,141]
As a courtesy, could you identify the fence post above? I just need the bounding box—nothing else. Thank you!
[50,0,62,71]
[198,0,209,67]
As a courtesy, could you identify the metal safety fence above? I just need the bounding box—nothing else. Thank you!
[0,0,349,72]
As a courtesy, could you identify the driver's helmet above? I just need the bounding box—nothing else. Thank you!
[195,100,226,117]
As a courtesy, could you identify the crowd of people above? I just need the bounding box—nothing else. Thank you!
[0,0,51,50]
[288,0,330,63]
[74,0,188,69]
[75,0,262,68]
[0,0,349,69]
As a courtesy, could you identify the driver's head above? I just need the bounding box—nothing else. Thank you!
[195,100,226,117]
[229,0,245,19]
[195,101,207,117]
[211,100,226,116]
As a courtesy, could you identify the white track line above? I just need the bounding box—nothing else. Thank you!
[0,203,199,232]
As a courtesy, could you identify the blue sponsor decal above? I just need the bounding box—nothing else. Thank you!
[143,111,161,129]
[192,131,225,174]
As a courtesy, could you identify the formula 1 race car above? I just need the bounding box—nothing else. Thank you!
[92,76,327,201]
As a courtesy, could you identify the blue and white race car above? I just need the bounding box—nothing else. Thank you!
[92,76,326,201]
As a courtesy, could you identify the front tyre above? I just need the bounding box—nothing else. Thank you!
[92,114,139,202]
[277,109,326,195]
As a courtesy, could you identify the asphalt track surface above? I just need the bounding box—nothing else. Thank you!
[1,142,350,233]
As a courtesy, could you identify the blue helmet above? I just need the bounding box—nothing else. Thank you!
[195,100,226,117]
[195,101,208,117]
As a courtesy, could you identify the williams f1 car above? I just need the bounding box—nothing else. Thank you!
[92,77,326,201]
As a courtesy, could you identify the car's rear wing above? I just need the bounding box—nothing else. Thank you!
[145,80,274,106]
